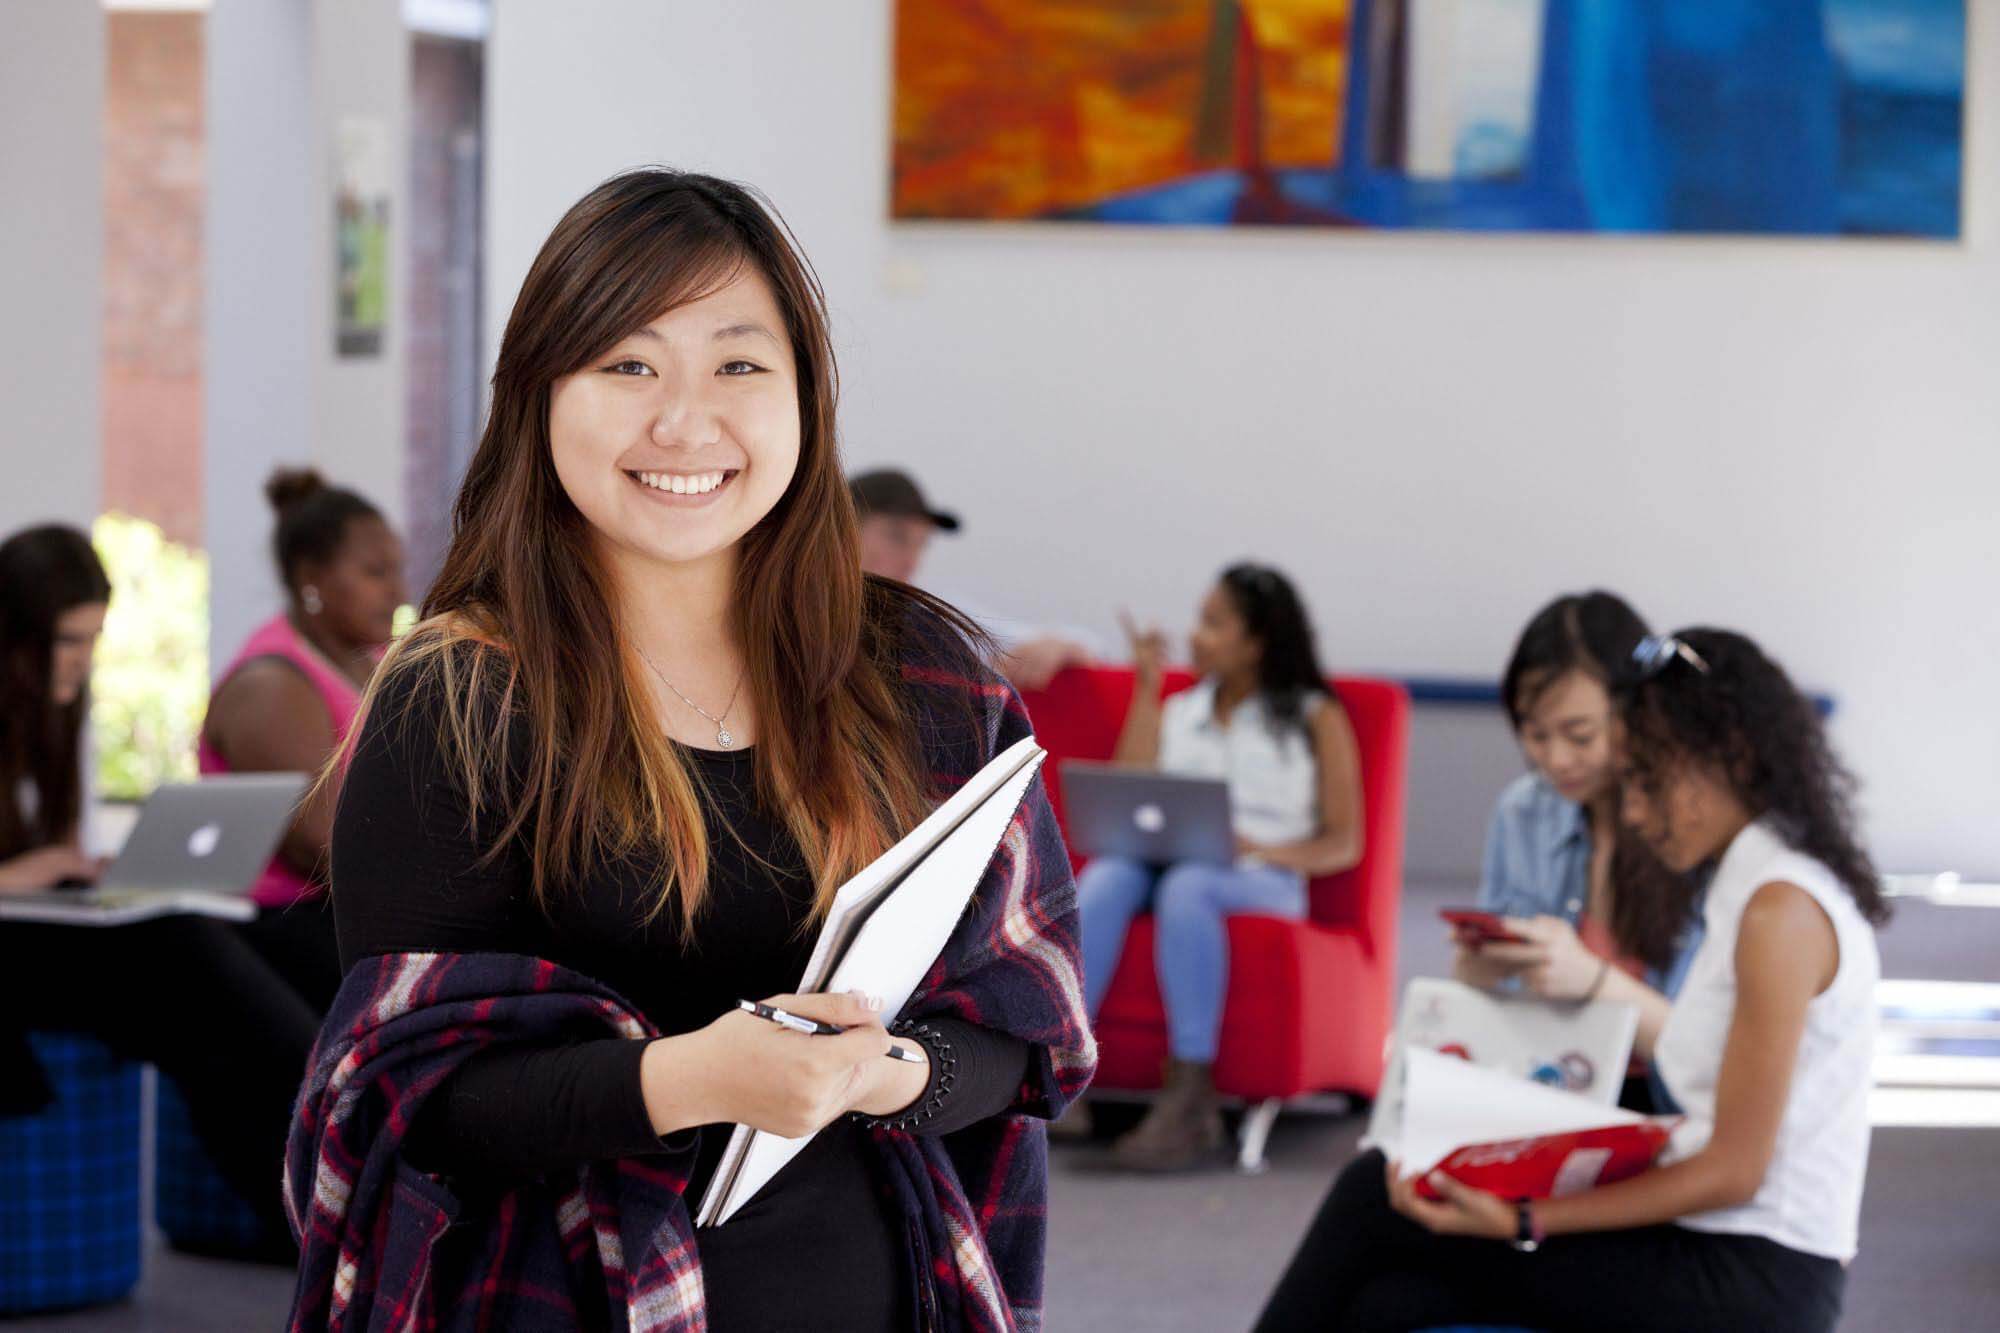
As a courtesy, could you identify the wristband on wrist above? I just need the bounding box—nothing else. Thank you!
[854,1020,956,1132]
[1567,956,1613,1007]
[1510,1200,1546,1252]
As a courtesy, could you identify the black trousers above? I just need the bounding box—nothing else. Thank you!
[0,913,322,1246]
[1253,1151,1845,1333]
[237,893,344,1015]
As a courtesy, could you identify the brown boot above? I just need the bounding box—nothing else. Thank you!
[1047,1098,1095,1143]
[1109,1060,1224,1172]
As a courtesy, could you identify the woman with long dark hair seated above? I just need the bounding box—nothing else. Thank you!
[287,170,1094,1330]
[1065,565,1363,1170]
[1454,591,1703,1110]
[1254,628,1882,1332]
[199,466,405,1012]
[0,524,319,1258]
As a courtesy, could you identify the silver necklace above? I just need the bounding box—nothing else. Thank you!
[636,648,745,750]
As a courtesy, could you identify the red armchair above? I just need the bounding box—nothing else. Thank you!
[1018,666,1410,1169]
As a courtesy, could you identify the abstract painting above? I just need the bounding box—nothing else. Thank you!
[890,0,1962,237]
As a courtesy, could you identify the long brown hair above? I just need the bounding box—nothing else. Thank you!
[1503,591,1695,972]
[364,169,981,934]
[0,526,111,861]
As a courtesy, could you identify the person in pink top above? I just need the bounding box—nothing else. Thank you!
[199,468,405,1008]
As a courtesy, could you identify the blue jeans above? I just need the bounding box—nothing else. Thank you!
[1076,856,1307,1062]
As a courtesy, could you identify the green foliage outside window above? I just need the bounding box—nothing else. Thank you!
[90,513,208,802]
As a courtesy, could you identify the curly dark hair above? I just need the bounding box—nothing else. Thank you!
[1218,563,1335,736]
[1618,628,1888,925]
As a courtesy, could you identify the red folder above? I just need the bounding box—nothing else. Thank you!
[1417,1119,1677,1202]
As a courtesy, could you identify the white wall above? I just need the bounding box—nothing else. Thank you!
[1,0,103,532]
[488,0,2000,876]
[207,0,408,671]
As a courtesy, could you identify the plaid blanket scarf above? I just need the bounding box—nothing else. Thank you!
[285,652,1095,1331]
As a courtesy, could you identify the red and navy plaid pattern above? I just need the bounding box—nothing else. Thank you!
[285,637,1094,1331]
[890,656,1097,1332]
[285,952,705,1330]
[0,1031,144,1315]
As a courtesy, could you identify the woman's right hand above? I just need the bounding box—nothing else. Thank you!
[641,991,894,1139]
[0,844,103,895]
[1119,610,1169,684]
[1450,942,1528,991]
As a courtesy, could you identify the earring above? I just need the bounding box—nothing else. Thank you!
[301,585,324,616]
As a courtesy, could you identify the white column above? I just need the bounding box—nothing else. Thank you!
[205,0,409,674]
[0,0,104,533]
[311,0,411,536]
[205,0,315,671]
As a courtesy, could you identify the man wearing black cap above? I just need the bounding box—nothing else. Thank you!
[848,468,1092,689]
[848,468,959,584]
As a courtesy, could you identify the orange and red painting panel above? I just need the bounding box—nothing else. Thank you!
[892,0,1350,222]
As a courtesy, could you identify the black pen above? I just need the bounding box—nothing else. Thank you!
[736,999,925,1063]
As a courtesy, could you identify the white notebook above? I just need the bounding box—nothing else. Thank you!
[1364,977,1639,1153]
[694,735,1048,1227]
[1385,1046,1652,1181]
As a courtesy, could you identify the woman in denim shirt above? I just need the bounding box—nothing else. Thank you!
[1452,592,1702,1110]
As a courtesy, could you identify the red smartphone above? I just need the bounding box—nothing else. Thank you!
[1440,908,1529,946]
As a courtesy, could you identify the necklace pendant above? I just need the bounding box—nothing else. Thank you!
[716,726,734,750]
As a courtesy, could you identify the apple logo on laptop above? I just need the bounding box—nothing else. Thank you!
[1133,803,1167,835]
[187,823,223,859]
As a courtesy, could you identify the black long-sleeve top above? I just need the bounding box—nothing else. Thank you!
[330,659,1029,1330]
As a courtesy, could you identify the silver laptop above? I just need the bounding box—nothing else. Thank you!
[0,773,310,926]
[1060,762,1234,866]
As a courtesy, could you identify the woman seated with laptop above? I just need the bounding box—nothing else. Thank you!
[0,524,320,1258]
[1065,563,1363,1170]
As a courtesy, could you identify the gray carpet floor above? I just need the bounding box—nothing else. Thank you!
[12,881,1994,1331]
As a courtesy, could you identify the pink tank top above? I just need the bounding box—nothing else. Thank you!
[197,614,368,908]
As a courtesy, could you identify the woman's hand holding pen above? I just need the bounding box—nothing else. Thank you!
[639,990,927,1139]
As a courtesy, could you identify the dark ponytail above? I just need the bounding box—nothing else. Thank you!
[266,467,381,594]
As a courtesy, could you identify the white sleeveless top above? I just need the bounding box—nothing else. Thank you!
[1158,679,1321,847]
[1654,819,1878,1262]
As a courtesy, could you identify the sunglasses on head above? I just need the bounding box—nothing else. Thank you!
[1633,634,1710,679]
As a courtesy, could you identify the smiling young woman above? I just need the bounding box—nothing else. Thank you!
[287,170,1094,1331]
